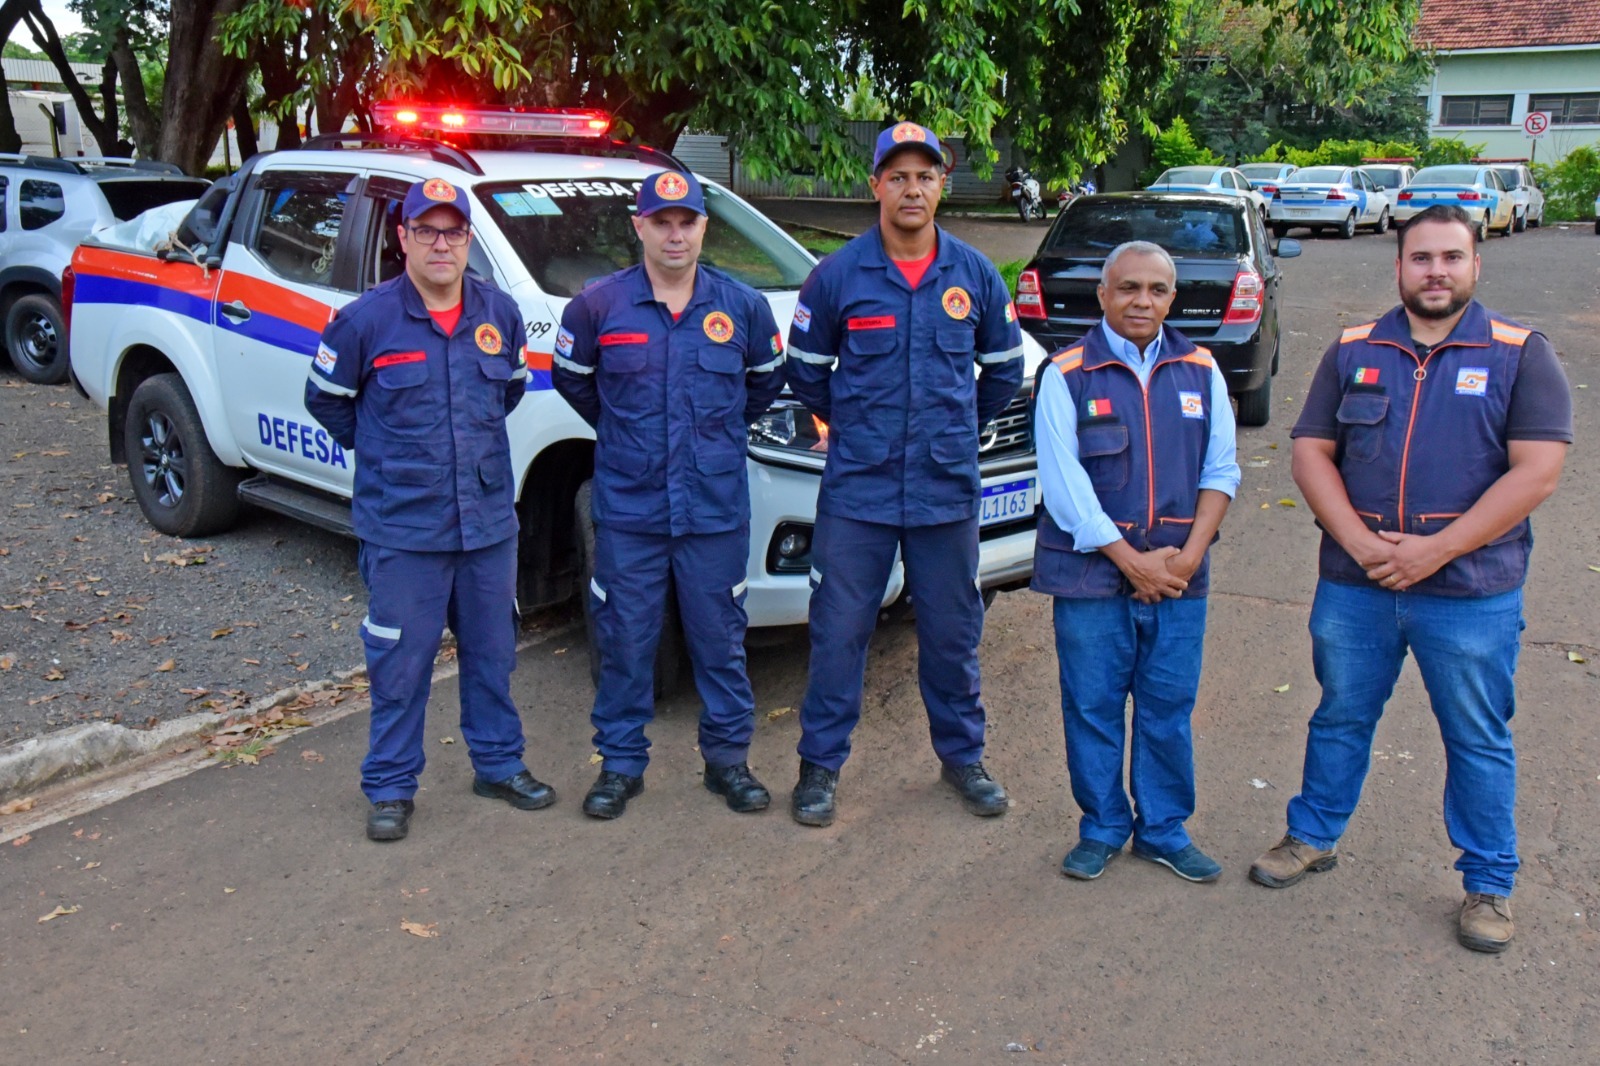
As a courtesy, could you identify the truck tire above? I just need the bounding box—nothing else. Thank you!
[1235,372,1273,428]
[123,373,242,537]
[5,293,70,385]
[573,479,683,699]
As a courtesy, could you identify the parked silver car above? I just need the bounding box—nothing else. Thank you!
[1484,161,1545,231]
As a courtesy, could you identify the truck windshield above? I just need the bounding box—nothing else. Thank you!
[1043,200,1247,259]
[474,179,815,298]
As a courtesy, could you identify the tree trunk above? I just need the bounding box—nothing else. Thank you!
[231,90,258,163]
[110,30,158,158]
[22,7,124,156]
[157,0,252,175]
[0,0,37,154]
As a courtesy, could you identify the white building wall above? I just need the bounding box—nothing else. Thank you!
[1426,46,1600,163]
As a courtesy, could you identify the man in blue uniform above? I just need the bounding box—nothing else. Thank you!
[785,122,1025,827]
[306,178,555,842]
[553,170,785,820]
[1250,205,1572,953]
[1032,241,1239,884]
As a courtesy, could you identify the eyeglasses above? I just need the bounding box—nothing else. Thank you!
[407,223,470,246]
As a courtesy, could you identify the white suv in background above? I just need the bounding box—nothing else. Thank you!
[0,155,209,383]
[1484,162,1545,231]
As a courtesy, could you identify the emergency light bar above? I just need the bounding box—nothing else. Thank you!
[1472,157,1530,164]
[373,102,612,138]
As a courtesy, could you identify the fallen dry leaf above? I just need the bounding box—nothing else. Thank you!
[0,655,13,671]
[401,919,439,939]
[155,659,176,672]
[43,668,65,681]
[765,706,795,721]
[224,887,236,894]
[439,736,455,744]
[1569,650,1588,664]
[0,796,37,815]
[242,658,261,666]
[1273,683,1292,694]
[37,905,80,923]
[1277,498,1297,508]
[40,450,69,457]
[300,750,325,763]
[84,862,100,870]
[211,627,233,640]
[11,833,33,846]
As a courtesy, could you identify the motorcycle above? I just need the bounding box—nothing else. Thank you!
[1006,167,1047,222]
[1057,179,1097,210]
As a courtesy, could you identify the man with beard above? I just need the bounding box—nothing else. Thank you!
[1249,205,1572,954]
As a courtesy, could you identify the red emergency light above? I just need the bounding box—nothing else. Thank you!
[373,101,613,138]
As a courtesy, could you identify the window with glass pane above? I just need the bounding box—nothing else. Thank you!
[19,179,64,229]
[1440,96,1513,126]
[1530,94,1600,125]
[251,173,352,287]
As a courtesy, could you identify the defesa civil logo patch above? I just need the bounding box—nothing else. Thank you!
[1455,367,1489,396]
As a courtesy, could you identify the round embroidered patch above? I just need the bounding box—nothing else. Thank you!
[942,287,972,320]
[422,178,458,203]
[655,173,689,201]
[703,311,735,343]
[892,122,927,144]
[475,324,503,354]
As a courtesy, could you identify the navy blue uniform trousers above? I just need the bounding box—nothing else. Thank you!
[589,524,755,776]
[357,536,527,802]
[797,512,987,771]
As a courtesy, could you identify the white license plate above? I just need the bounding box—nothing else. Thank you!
[980,477,1036,527]
[1289,208,1317,217]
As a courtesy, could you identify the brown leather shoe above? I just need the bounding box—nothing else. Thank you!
[1459,893,1514,953]
[1248,834,1338,888]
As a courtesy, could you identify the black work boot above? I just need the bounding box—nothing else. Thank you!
[703,762,771,813]
[940,760,1010,817]
[790,759,839,827]
[366,799,414,841]
[582,770,644,819]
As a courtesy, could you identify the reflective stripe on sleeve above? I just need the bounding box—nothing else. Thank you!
[749,352,786,373]
[511,366,530,381]
[976,344,1025,365]
[589,577,607,603]
[308,373,357,397]
[788,345,836,367]
[732,579,748,598]
[553,353,595,375]
[361,616,402,641]
[808,567,823,584]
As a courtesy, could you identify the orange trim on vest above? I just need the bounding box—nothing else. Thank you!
[1341,322,1376,343]
[1490,322,1531,346]
[1176,352,1216,369]
[1052,346,1084,374]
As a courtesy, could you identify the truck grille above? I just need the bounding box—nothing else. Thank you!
[979,388,1033,461]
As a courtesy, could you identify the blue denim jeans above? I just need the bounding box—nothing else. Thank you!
[1052,594,1208,853]
[1286,579,1525,895]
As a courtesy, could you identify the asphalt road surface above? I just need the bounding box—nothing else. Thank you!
[1,209,1598,1064]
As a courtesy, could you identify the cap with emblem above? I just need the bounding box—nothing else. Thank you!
[636,170,707,218]
[402,178,471,224]
[872,121,945,173]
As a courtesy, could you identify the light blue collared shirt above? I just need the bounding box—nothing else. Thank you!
[1035,319,1241,552]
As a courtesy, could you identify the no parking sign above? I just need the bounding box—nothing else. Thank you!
[1524,111,1551,138]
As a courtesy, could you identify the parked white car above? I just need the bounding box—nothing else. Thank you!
[1393,164,1515,239]
[1146,166,1268,218]
[1484,162,1545,231]
[1355,162,1417,195]
[1267,165,1393,239]
[1236,162,1299,198]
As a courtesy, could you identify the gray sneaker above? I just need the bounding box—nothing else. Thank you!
[1458,893,1514,953]
[1248,834,1338,888]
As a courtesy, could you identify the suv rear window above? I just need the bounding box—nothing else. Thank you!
[1042,200,1247,258]
[474,178,813,297]
[19,179,64,229]
[97,179,213,222]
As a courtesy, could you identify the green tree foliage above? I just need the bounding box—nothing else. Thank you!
[1139,117,1224,184]
[1243,135,1483,168]
[350,0,1418,187]
[1166,0,1428,162]
[1532,146,1600,221]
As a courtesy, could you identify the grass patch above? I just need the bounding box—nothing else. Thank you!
[780,224,850,257]
[997,258,1026,296]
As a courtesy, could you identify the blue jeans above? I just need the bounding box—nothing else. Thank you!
[1052,594,1208,853]
[1286,579,1525,896]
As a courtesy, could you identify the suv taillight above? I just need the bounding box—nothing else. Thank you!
[1015,268,1047,320]
[1223,268,1263,326]
[60,265,74,339]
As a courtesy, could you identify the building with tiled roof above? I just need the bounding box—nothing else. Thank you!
[1415,0,1600,163]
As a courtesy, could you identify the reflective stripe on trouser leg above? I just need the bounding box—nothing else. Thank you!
[901,516,987,767]
[669,526,757,768]
[796,513,902,770]
[445,534,527,783]
[357,541,450,802]
[589,525,675,777]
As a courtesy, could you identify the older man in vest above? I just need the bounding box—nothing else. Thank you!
[1032,240,1240,883]
[1250,205,1572,954]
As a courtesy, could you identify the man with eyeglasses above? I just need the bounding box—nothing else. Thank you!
[306,177,557,842]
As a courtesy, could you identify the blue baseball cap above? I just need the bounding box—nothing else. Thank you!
[636,170,706,217]
[872,121,945,172]
[402,178,471,224]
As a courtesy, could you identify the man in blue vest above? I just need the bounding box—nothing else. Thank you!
[1250,204,1572,953]
[785,121,1025,827]
[554,170,785,820]
[1032,240,1239,883]
[307,178,555,842]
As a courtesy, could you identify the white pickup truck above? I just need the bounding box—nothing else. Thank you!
[66,105,1046,686]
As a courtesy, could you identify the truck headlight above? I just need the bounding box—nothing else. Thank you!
[749,399,828,454]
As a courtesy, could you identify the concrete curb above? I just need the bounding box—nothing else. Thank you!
[0,668,367,804]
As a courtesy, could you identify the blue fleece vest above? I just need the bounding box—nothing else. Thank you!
[1031,324,1217,599]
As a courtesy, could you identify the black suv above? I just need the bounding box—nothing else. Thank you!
[1014,192,1300,426]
